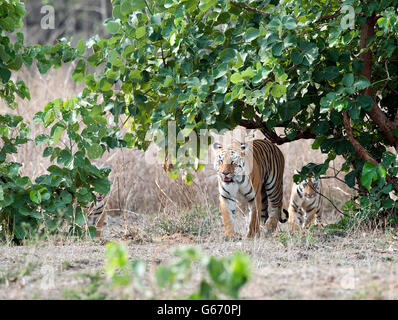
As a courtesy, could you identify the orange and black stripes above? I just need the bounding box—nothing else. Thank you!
[288,177,323,231]
[213,139,287,238]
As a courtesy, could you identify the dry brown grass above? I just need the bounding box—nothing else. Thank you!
[0,66,352,227]
[1,229,398,299]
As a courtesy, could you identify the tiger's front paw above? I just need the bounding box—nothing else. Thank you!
[223,232,242,241]
[247,230,260,238]
[264,220,278,234]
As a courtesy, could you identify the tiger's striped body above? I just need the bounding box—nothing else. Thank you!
[213,139,287,238]
[85,193,107,237]
[288,177,323,231]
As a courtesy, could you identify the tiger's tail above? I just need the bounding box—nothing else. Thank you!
[279,208,289,223]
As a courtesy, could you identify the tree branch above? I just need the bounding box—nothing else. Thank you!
[343,111,398,192]
[230,1,270,15]
[239,118,316,145]
[315,9,341,23]
[343,111,377,165]
[360,14,398,147]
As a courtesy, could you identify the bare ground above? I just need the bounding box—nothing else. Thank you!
[1,212,398,300]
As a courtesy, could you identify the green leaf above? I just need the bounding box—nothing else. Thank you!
[272,42,283,57]
[186,77,200,87]
[76,39,86,55]
[0,67,11,83]
[35,134,49,146]
[313,121,330,135]
[214,76,227,93]
[99,78,112,91]
[88,226,97,239]
[361,162,378,191]
[92,178,110,194]
[241,67,255,79]
[51,124,66,146]
[356,95,373,110]
[199,0,217,12]
[87,52,103,66]
[291,49,303,65]
[30,190,41,204]
[87,143,104,159]
[342,73,354,87]
[345,171,356,188]
[184,173,194,185]
[72,60,86,83]
[354,77,371,90]
[283,16,297,30]
[230,73,243,84]
[271,84,286,98]
[219,48,236,63]
[136,26,146,38]
[324,66,339,80]
[246,28,260,42]
[105,20,121,34]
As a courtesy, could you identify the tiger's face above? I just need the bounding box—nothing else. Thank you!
[213,141,247,183]
[301,178,320,199]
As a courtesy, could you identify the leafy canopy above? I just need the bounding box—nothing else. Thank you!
[78,0,398,198]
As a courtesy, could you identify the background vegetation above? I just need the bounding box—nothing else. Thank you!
[0,0,397,242]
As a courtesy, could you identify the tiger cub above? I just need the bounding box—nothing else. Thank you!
[288,174,323,231]
[85,193,108,237]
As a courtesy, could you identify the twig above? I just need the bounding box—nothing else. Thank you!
[319,175,361,192]
[315,9,341,23]
[143,0,153,15]
[161,45,167,68]
[230,1,270,15]
[308,182,348,217]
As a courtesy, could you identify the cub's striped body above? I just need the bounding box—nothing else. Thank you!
[85,193,108,237]
[288,176,323,231]
[213,139,287,238]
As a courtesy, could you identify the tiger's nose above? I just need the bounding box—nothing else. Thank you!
[222,170,230,176]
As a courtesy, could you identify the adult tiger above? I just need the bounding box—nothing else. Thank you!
[288,173,323,231]
[213,139,288,238]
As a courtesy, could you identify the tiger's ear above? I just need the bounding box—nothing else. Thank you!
[240,142,247,150]
[213,142,222,150]
[294,169,299,175]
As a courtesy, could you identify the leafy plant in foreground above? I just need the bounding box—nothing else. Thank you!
[0,1,124,240]
[103,241,251,299]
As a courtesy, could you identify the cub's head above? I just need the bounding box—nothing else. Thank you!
[294,170,321,199]
[213,141,247,183]
[300,177,321,199]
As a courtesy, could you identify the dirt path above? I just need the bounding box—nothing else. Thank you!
[1,225,398,299]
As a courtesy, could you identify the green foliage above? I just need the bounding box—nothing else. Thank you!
[2,0,398,237]
[70,0,398,205]
[336,180,398,229]
[103,242,251,300]
[361,162,386,191]
[0,1,121,240]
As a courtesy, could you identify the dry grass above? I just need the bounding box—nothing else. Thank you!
[1,229,398,299]
[0,66,351,229]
